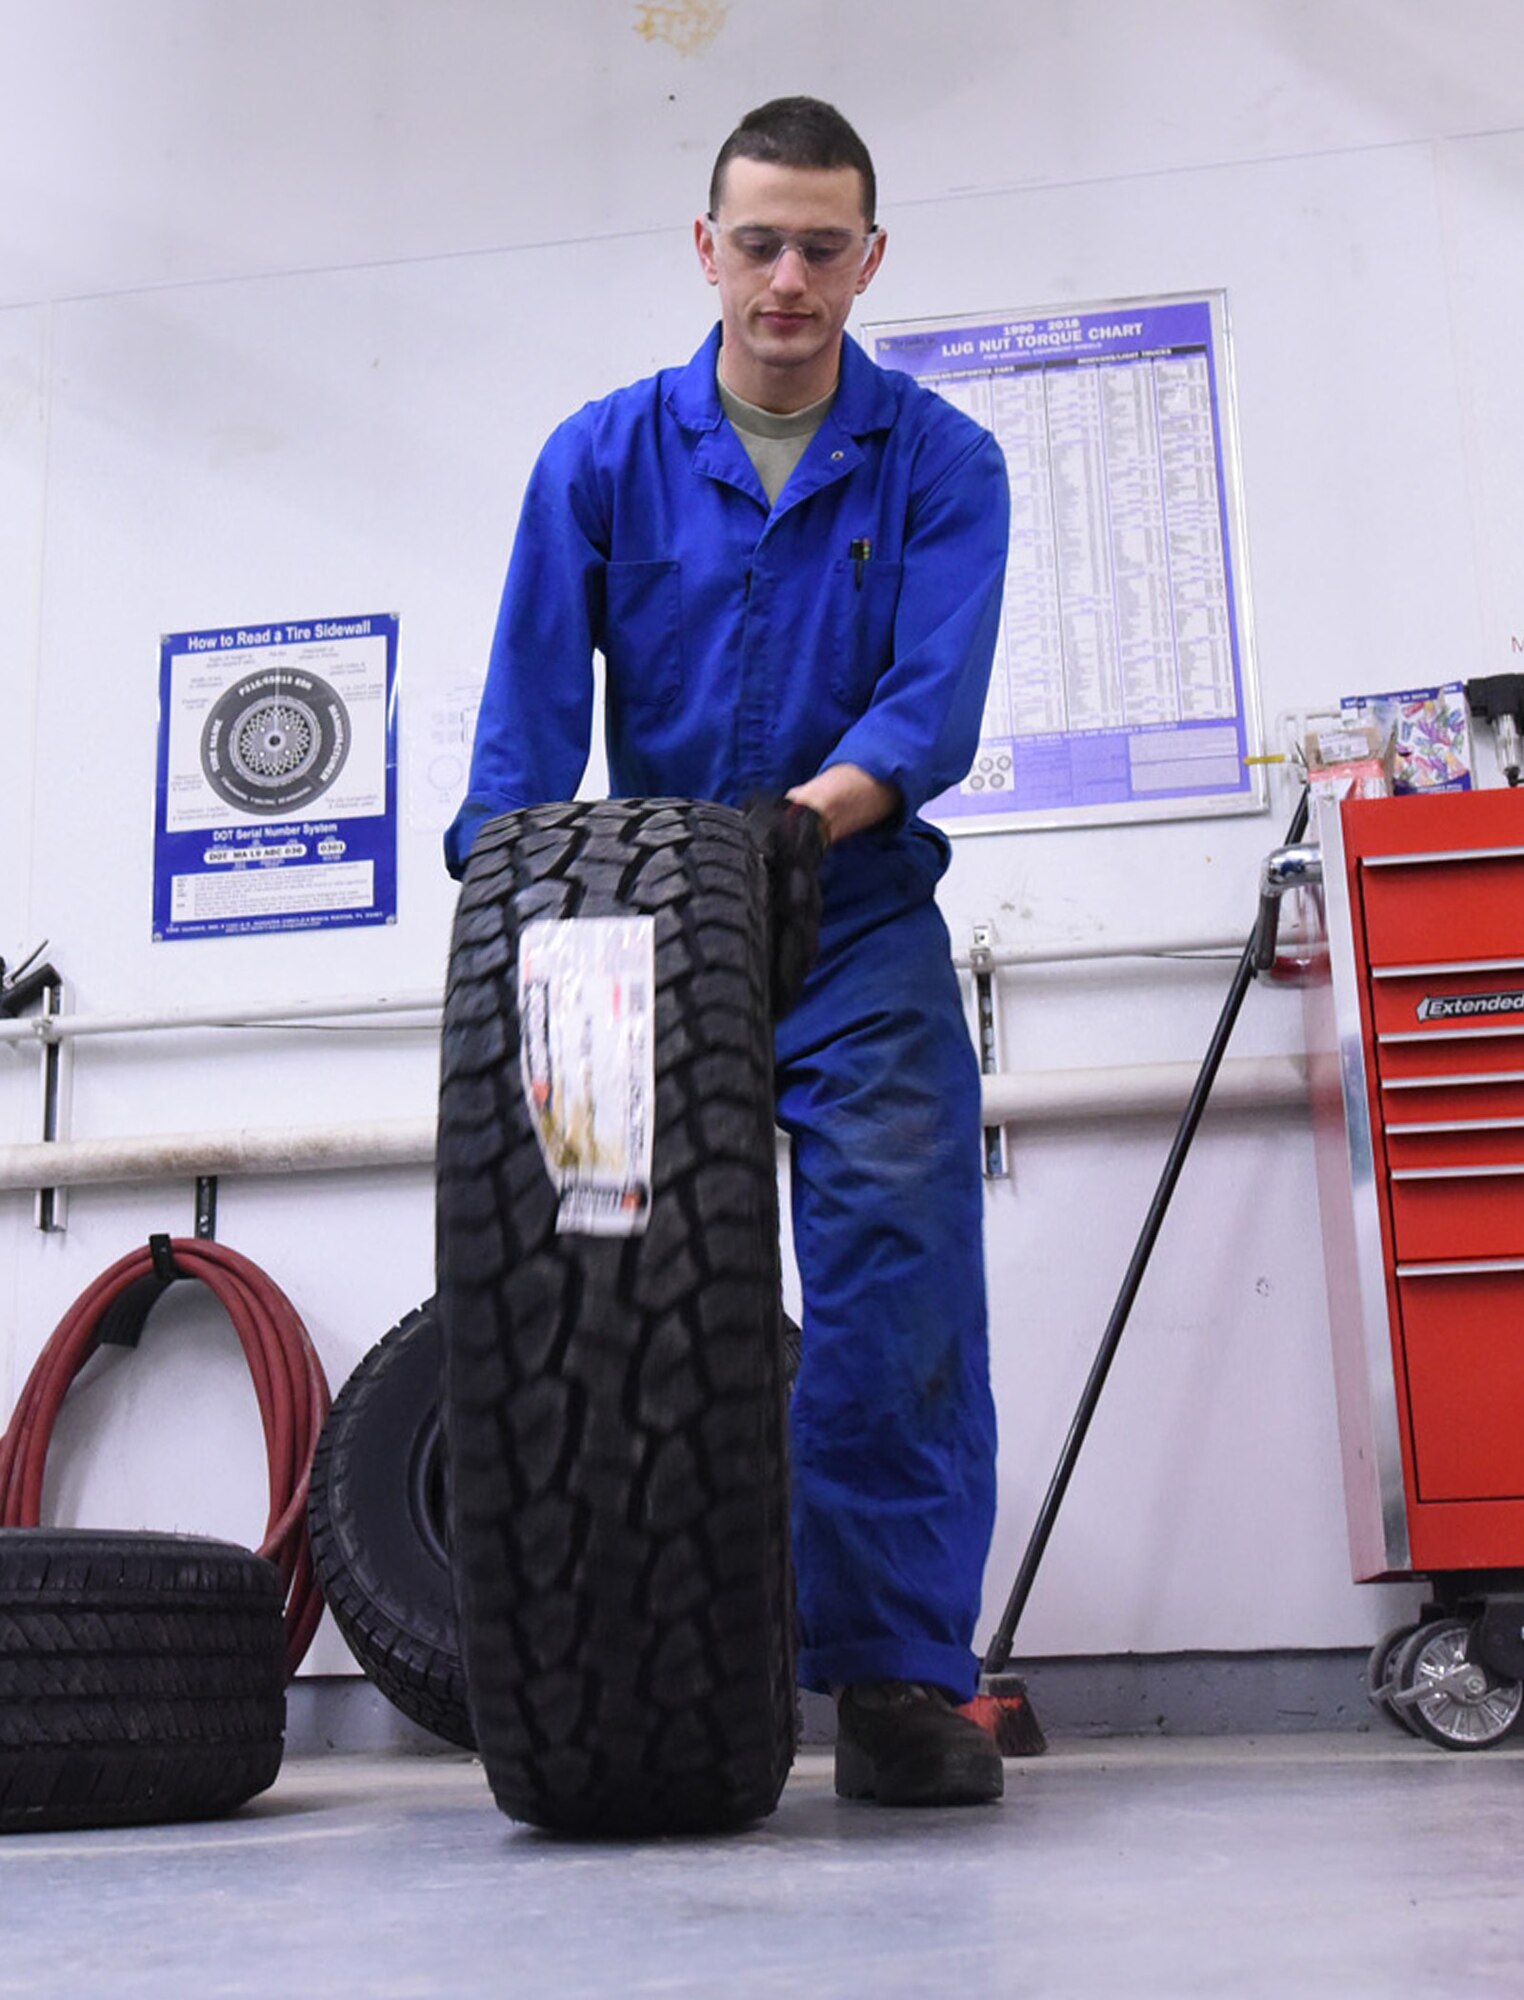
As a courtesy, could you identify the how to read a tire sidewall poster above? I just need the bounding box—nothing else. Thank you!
[153,614,398,941]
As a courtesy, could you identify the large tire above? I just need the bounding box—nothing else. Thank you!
[308,1304,473,1749]
[0,1529,285,1833]
[437,797,795,1835]
[309,1295,802,1755]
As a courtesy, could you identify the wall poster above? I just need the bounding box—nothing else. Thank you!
[869,292,1265,832]
[153,612,398,941]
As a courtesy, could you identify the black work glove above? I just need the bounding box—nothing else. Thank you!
[743,795,829,1020]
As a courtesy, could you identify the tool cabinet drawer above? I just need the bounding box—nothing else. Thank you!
[1370,966,1524,1040]
[1384,1120,1524,1171]
[1375,1027,1524,1087]
[1396,1266,1524,1500]
[1360,850,1524,966]
[1388,1167,1524,1262]
[1381,1076,1524,1124]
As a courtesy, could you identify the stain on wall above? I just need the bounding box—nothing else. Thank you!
[632,1,727,57]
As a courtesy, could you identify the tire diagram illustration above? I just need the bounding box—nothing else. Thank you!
[201,669,350,815]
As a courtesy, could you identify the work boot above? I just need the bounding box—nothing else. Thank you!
[834,1680,1005,1807]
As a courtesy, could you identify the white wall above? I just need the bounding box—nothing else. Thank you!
[6,0,1524,1669]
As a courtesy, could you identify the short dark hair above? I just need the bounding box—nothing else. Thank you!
[709,97,876,225]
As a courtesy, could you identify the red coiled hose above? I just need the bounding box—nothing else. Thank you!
[0,1236,332,1680]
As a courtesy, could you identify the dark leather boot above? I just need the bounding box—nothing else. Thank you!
[835,1681,1004,1807]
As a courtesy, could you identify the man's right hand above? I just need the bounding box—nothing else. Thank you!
[743,796,829,1019]
[785,762,899,846]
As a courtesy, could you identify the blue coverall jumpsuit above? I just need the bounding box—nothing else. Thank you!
[447,325,1011,1700]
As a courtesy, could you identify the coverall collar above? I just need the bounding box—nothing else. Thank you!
[668,323,898,439]
[669,325,898,513]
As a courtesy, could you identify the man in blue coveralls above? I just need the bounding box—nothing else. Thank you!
[447,98,1010,1807]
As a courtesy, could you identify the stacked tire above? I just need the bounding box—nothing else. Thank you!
[0,1530,285,1833]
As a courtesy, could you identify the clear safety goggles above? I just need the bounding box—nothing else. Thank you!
[707,220,879,272]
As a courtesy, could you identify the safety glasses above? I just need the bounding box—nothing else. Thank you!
[707,220,879,272]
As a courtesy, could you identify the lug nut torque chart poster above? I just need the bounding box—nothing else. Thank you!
[153,612,399,941]
[871,292,1264,832]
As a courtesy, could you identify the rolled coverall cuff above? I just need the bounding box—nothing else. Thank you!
[798,1638,982,1705]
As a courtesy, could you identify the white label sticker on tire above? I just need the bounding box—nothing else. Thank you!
[518,916,656,1236]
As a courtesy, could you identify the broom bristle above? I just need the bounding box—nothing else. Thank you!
[961,1675,1048,1757]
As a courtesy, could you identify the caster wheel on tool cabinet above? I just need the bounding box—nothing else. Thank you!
[1365,1623,1423,1737]
[1390,1619,1524,1750]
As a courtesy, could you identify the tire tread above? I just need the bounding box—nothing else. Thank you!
[439,800,795,1835]
[0,1530,285,1833]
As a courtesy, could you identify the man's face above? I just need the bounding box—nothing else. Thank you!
[695,157,887,410]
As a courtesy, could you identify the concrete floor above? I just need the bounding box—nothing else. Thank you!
[4,1737,1522,1998]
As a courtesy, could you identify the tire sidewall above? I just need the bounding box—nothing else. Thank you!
[309,1306,464,1672]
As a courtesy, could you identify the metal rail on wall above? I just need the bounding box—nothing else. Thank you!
[0,938,1304,1221]
[0,989,444,1048]
[0,985,443,1231]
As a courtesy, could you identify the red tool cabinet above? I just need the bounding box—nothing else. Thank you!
[1302,787,1524,1744]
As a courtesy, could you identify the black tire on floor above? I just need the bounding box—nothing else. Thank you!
[308,1303,474,1749]
[0,1529,286,1833]
[309,1301,802,1757]
[437,797,795,1836]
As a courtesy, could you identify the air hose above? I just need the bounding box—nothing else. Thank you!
[0,1235,332,1679]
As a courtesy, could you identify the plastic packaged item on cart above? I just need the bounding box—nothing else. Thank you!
[1302,718,1391,805]
[1340,683,1472,794]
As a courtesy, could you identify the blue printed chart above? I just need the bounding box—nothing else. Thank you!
[153,613,398,941]
[870,294,1265,832]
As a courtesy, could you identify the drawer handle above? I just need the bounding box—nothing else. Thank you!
[1364,845,1524,867]
[1391,1162,1524,1181]
[1384,1071,1524,1089]
[1380,1027,1524,1044]
[1372,957,1524,979]
[1399,1259,1524,1276]
[1386,1117,1524,1134]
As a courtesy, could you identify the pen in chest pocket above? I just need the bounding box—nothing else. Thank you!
[849,538,873,590]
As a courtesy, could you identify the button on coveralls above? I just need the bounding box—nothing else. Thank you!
[447,325,1010,1699]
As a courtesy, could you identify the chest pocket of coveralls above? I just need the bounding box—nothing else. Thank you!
[602,559,683,711]
[828,559,903,716]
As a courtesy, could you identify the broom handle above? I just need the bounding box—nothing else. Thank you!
[982,786,1312,1676]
